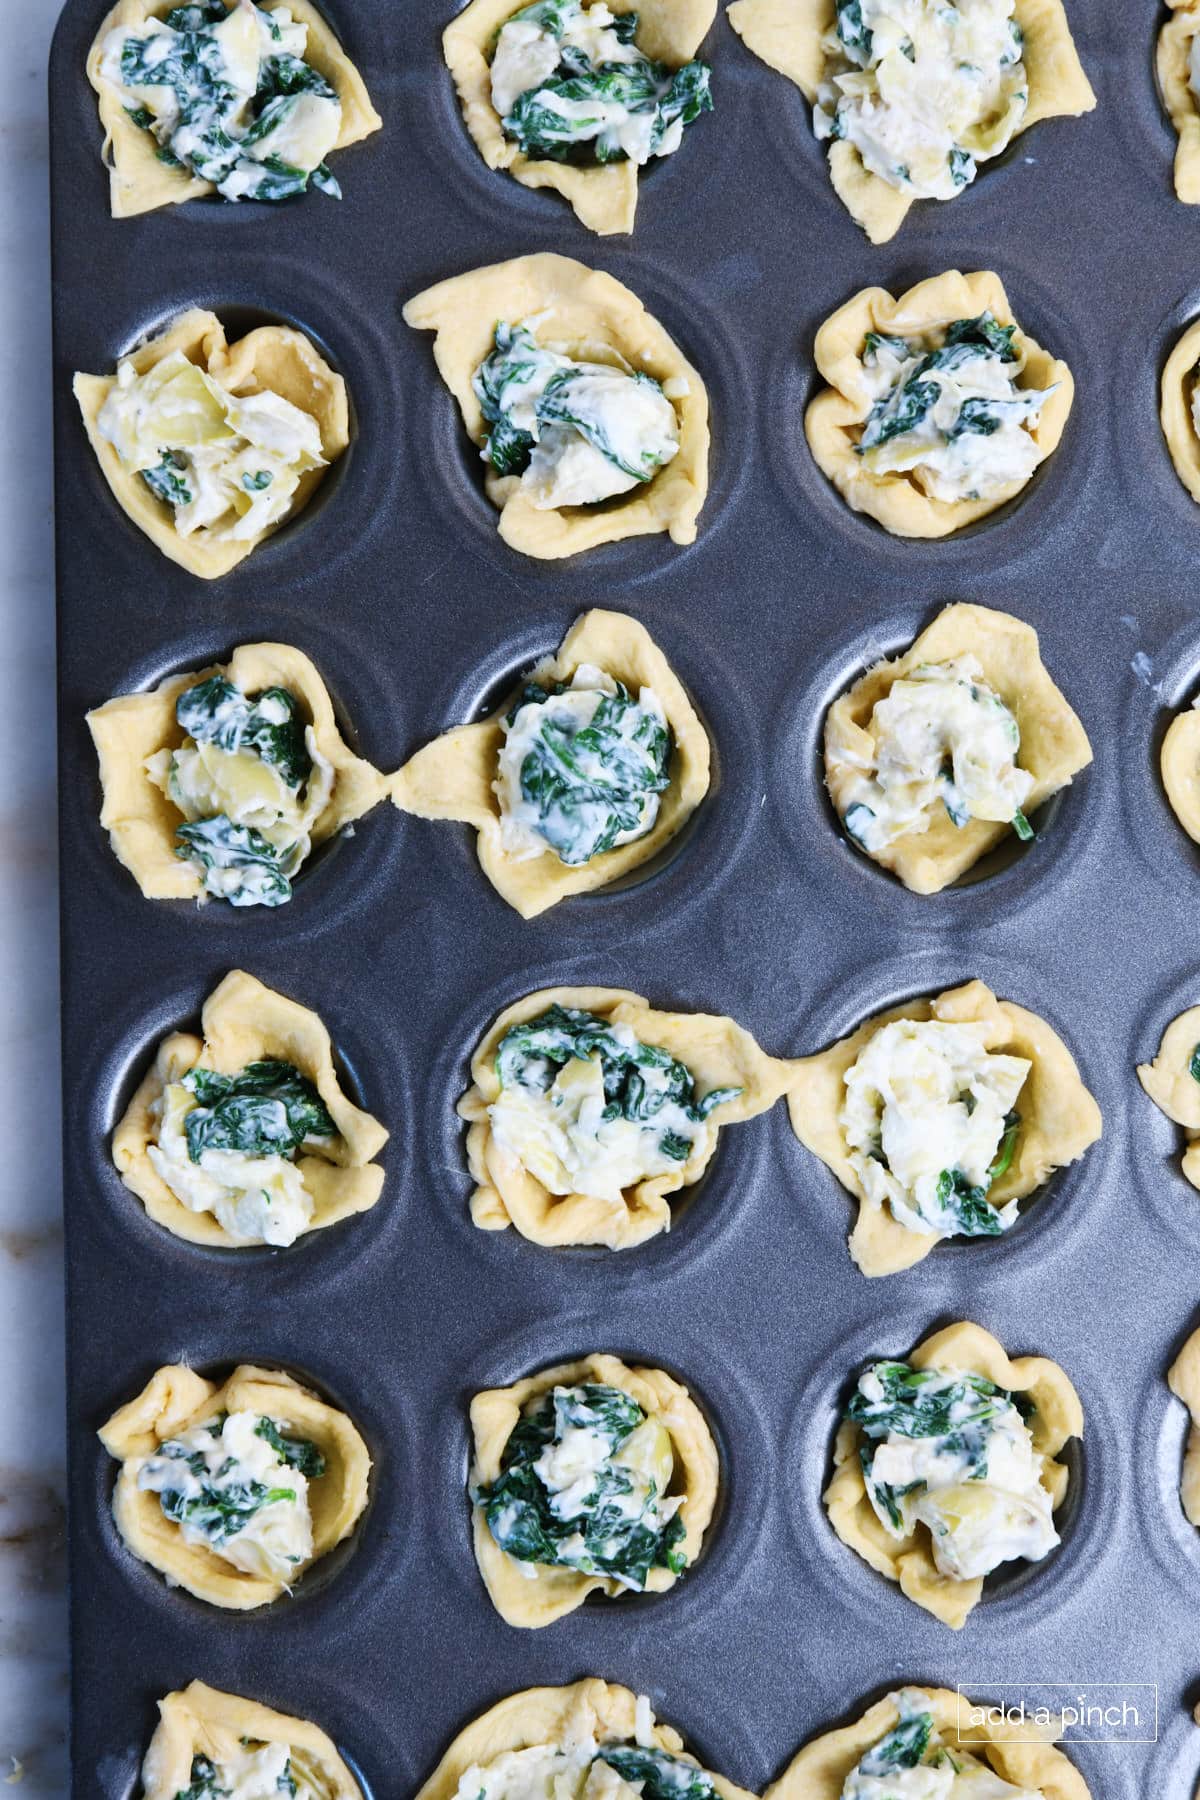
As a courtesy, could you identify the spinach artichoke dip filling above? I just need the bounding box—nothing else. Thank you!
[475,1381,686,1586]
[148,1057,336,1246]
[488,1005,742,1200]
[145,675,334,907]
[453,1716,720,1800]
[849,1360,1057,1582]
[855,313,1053,503]
[489,0,712,168]
[814,0,1027,199]
[171,1741,313,1800]
[496,664,672,864]
[99,0,345,201]
[841,1017,1029,1240]
[136,1409,324,1583]
[473,320,683,509]
[834,656,1035,854]
[841,1688,1044,1799]
[96,347,325,541]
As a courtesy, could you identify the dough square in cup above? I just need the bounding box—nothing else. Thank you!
[87,0,382,219]
[74,309,350,578]
[806,269,1074,538]
[725,0,1094,244]
[113,968,389,1247]
[787,978,1102,1276]
[391,609,710,917]
[459,983,795,1248]
[98,1362,371,1608]
[1138,1004,1200,1190]
[141,1681,363,1800]
[443,0,717,235]
[468,1351,718,1626]
[823,1320,1083,1629]
[86,641,390,902]
[824,601,1092,894]
[402,252,709,559]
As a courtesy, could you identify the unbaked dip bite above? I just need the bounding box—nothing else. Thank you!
[788,979,1101,1276]
[469,1353,717,1626]
[824,1322,1082,1629]
[766,1684,1092,1799]
[392,610,709,916]
[74,310,349,578]
[403,253,708,558]
[114,970,388,1248]
[1159,3,1200,204]
[807,271,1073,538]
[825,603,1091,893]
[445,0,715,235]
[99,1363,370,1608]
[141,1682,363,1800]
[726,0,1094,244]
[460,986,792,1248]
[1138,1005,1200,1190]
[87,0,381,217]
[1168,1325,1200,1533]
[415,1681,756,1800]
[87,643,390,908]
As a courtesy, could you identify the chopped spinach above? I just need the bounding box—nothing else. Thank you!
[858,313,1023,458]
[1012,807,1035,842]
[176,676,312,790]
[931,1108,1021,1237]
[1191,1043,1200,1083]
[849,1360,1012,1462]
[142,448,194,508]
[174,1754,228,1800]
[253,1415,326,1479]
[835,0,873,62]
[842,801,875,849]
[181,1058,335,1162]
[857,1707,932,1776]
[159,1470,297,1542]
[174,816,293,907]
[596,1750,718,1800]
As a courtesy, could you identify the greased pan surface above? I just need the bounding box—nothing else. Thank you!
[46,1,1200,1795]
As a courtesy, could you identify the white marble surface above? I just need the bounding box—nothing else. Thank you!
[0,0,69,1791]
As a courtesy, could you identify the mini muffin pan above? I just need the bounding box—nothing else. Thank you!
[47,1,1200,1795]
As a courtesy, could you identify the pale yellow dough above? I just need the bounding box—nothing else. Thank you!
[469,1352,718,1627]
[141,1682,363,1800]
[87,0,382,219]
[74,310,350,579]
[1168,1325,1200,1530]
[460,985,793,1247]
[86,641,390,902]
[414,1681,758,1800]
[1162,318,1200,505]
[725,0,1094,244]
[765,1685,1091,1800]
[825,603,1092,893]
[391,609,710,917]
[444,0,716,234]
[99,1363,370,1609]
[787,979,1102,1277]
[113,969,389,1247]
[1138,1004,1200,1190]
[823,1320,1082,1630]
[806,270,1074,538]
[403,253,709,559]
[1159,3,1200,203]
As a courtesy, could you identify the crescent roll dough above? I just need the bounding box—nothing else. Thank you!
[113,969,389,1247]
[141,1682,363,1800]
[99,1363,370,1609]
[87,0,381,219]
[87,641,390,902]
[460,984,794,1248]
[391,610,710,917]
[469,1352,718,1626]
[403,253,709,559]
[1159,3,1200,204]
[74,309,350,578]
[806,270,1073,538]
[725,0,1094,244]
[824,1321,1083,1629]
[1168,1325,1200,1530]
[1138,1005,1200,1191]
[765,1685,1091,1800]
[444,0,716,234]
[787,979,1102,1276]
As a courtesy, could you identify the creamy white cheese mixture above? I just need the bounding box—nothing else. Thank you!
[473,318,682,509]
[496,663,670,863]
[841,1017,1030,1239]
[97,347,326,540]
[833,655,1034,853]
[852,1362,1058,1581]
[179,1741,310,1800]
[842,1688,1043,1798]
[454,1701,707,1800]
[100,1,343,202]
[856,316,1052,503]
[136,1409,315,1582]
[814,0,1027,199]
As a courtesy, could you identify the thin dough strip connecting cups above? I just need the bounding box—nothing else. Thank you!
[391,610,711,917]
[142,1682,364,1800]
